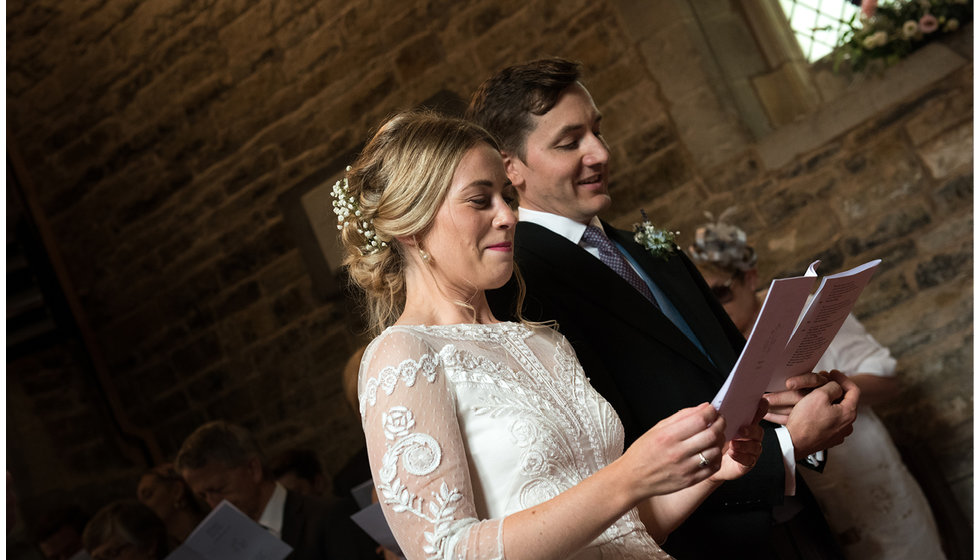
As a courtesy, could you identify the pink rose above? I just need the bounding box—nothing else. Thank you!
[919,13,939,33]
[861,0,878,19]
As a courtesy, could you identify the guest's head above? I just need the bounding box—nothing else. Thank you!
[467,57,611,225]
[269,448,325,496]
[137,463,205,536]
[82,500,169,560]
[33,505,88,560]
[688,212,760,332]
[340,111,516,333]
[175,420,272,520]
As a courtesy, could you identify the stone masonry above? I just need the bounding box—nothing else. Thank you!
[6,0,972,528]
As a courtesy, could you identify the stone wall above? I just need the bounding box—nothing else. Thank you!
[6,0,972,526]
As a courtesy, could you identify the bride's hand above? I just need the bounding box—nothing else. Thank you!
[618,403,726,498]
[711,398,767,482]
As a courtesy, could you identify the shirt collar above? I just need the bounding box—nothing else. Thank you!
[518,207,605,245]
[257,482,288,538]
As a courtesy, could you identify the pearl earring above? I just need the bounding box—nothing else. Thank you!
[414,236,430,263]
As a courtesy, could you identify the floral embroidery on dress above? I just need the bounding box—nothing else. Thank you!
[376,403,462,559]
[359,323,671,560]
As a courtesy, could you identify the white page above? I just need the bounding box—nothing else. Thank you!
[765,259,881,391]
[351,478,374,509]
[351,502,404,558]
[165,500,292,560]
[711,262,818,441]
[713,259,879,440]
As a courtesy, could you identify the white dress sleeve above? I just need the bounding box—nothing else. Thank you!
[358,329,505,560]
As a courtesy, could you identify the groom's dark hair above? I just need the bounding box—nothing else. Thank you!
[466,57,581,161]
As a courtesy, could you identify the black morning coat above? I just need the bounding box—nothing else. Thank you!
[487,220,840,559]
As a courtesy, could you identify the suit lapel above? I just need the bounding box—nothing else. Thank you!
[516,222,719,375]
[607,224,740,373]
[280,489,300,549]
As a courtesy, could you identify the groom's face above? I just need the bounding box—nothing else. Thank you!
[504,84,611,225]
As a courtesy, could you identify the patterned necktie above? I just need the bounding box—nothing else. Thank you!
[582,226,659,308]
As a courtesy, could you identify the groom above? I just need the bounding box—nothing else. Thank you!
[468,58,857,559]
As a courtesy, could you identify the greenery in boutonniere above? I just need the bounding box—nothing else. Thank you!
[633,210,679,260]
[835,0,972,73]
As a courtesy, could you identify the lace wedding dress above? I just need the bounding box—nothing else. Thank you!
[359,322,671,559]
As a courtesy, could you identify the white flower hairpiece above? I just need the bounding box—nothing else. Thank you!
[633,209,678,260]
[331,166,388,255]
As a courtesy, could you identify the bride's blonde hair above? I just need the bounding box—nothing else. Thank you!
[341,110,525,335]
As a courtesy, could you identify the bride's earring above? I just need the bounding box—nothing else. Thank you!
[414,236,431,263]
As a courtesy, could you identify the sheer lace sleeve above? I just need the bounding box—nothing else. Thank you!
[358,329,505,560]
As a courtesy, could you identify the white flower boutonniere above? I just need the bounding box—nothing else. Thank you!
[633,210,678,260]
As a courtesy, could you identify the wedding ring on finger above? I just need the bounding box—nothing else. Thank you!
[698,452,709,467]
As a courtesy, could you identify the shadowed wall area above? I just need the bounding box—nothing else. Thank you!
[6,0,972,545]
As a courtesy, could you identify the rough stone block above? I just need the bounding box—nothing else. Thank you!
[931,173,973,218]
[213,281,263,317]
[915,250,972,289]
[905,88,973,147]
[835,139,926,222]
[918,121,973,179]
[394,33,445,83]
[171,331,223,374]
[843,205,932,254]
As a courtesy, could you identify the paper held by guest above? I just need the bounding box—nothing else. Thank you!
[712,259,881,441]
[164,499,292,560]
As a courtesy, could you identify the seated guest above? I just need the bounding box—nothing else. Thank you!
[82,500,169,560]
[341,110,767,558]
[689,211,947,560]
[32,506,88,560]
[136,463,206,543]
[269,449,326,497]
[175,420,375,560]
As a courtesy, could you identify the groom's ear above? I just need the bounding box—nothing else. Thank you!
[501,150,526,194]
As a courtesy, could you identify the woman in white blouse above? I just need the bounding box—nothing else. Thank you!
[690,212,946,560]
[337,111,767,559]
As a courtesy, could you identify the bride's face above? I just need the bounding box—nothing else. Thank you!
[421,142,518,295]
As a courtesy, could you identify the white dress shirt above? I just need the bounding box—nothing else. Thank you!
[257,481,288,538]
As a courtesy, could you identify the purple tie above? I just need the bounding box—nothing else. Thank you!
[582,226,659,308]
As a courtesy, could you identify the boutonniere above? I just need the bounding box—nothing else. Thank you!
[632,210,679,260]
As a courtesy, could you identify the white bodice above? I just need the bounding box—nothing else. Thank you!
[358,322,669,559]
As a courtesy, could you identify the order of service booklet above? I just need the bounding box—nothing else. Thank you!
[712,259,881,441]
[164,499,293,560]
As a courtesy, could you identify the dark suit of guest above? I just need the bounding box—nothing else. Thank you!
[281,489,376,560]
[488,220,841,560]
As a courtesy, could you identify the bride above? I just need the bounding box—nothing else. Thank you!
[338,111,766,559]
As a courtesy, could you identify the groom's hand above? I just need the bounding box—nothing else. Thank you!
[774,370,860,459]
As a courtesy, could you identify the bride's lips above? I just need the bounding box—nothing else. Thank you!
[486,241,513,251]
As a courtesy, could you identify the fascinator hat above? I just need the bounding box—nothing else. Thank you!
[688,207,757,272]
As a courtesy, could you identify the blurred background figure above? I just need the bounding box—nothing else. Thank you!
[32,506,89,560]
[689,210,947,560]
[82,500,170,560]
[175,420,376,559]
[331,346,372,501]
[136,464,206,544]
[269,449,326,497]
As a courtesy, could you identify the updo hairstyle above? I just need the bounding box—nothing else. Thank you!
[341,111,501,335]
